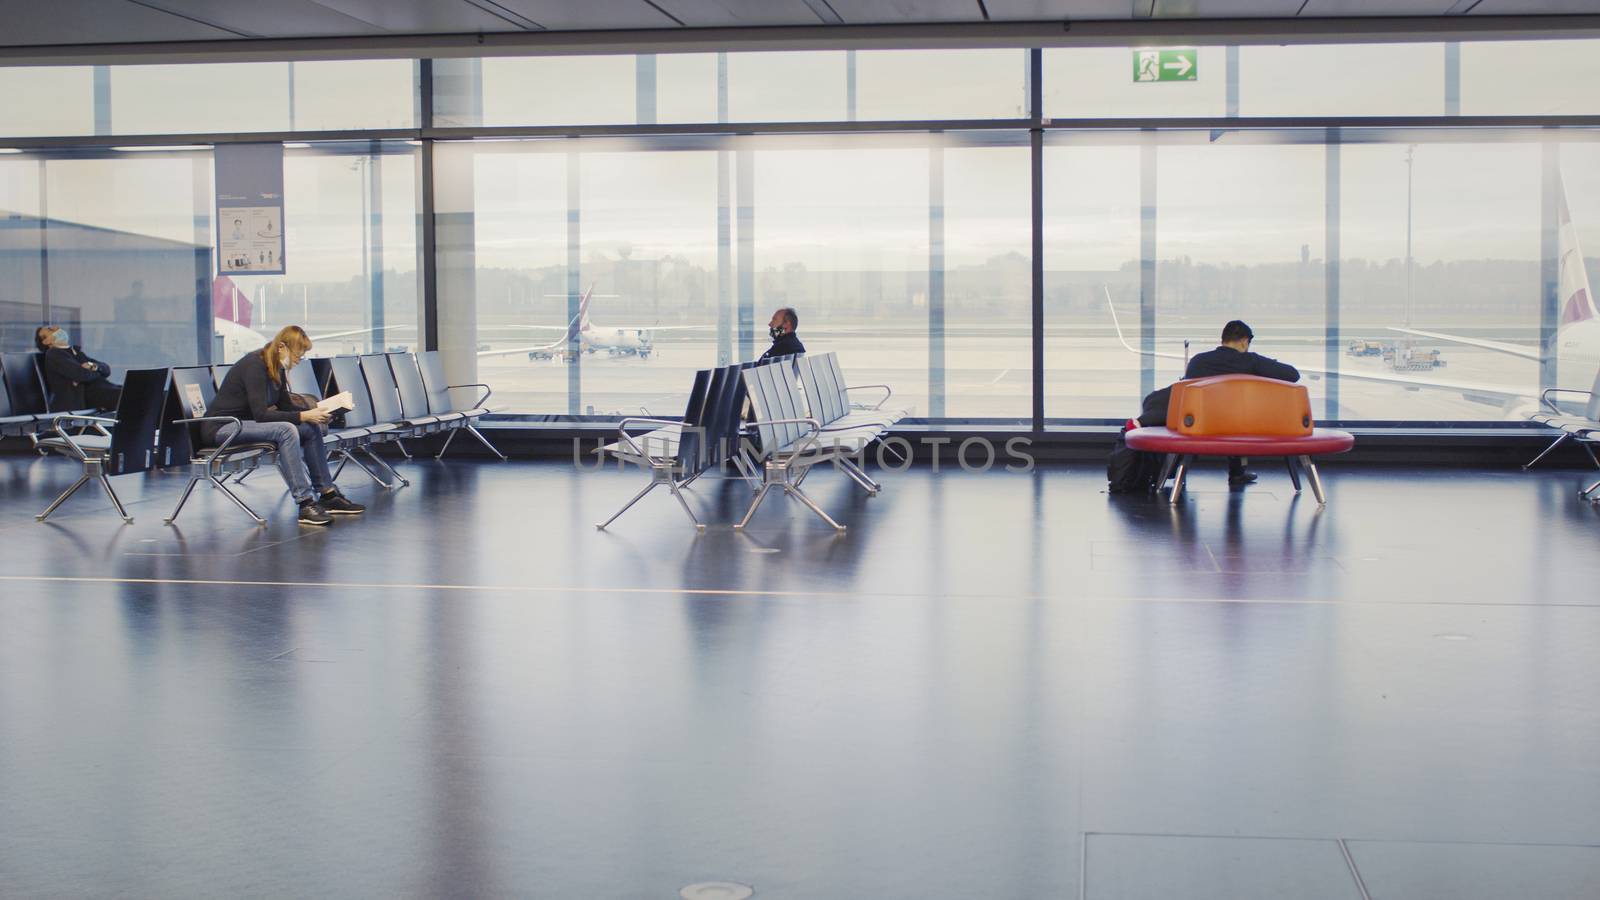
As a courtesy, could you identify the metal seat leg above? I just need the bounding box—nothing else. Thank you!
[785,483,846,532]
[465,425,508,461]
[1168,455,1189,506]
[1155,453,1177,493]
[1525,432,1571,470]
[1285,456,1303,493]
[164,475,202,524]
[838,457,881,494]
[735,482,775,530]
[97,473,132,523]
[340,449,395,488]
[394,439,414,460]
[435,428,460,459]
[36,473,92,522]
[1300,455,1327,505]
[363,446,410,487]
[596,480,659,530]
[211,476,267,524]
[667,480,706,532]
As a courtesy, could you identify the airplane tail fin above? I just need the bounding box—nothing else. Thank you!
[1558,177,1598,326]
[212,275,253,328]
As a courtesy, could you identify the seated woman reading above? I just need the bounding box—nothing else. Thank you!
[204,326,364,526]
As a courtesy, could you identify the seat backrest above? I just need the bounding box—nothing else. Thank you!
[286,359,321,399]
[360,354,406,424]
[1,352,48,416]
[698,366,731,465]
[310,356,336,396]
[388,353,431,419]
[742,361,809,453]
[1166,374,1313,437]
[211,364,232,390]
[329,356,380,429]
[671,368,713,473]
[416,350,459,416]
[798,353,845,426]
[107,367,170,476]
[0,360,15,419]
[1586,366,1600,421]
[822,353,851,413]
[164,365,218,461]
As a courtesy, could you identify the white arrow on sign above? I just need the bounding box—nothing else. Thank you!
[1163,55,1193,77]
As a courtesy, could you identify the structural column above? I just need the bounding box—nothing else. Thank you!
[928,140,946,418]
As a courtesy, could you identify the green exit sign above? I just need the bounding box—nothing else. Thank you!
[1133,48,1198,82]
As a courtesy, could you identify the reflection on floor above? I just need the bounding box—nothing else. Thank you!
[2,454,1599,898]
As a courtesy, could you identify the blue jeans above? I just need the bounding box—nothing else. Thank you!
[216,420,332,504]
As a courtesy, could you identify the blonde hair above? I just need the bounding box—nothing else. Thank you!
[261,325,312,383]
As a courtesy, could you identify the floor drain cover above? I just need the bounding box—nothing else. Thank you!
[680,882,754,900]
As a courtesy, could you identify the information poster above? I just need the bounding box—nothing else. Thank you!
[215,143,286,275]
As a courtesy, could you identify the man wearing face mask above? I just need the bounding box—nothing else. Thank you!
[759,307,804,361]
[35,325,122,411]
[206,325,364,525]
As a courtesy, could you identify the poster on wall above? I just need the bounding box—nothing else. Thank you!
[215,143,285,275]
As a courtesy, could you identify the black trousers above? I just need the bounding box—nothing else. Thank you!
[84,380,122,411]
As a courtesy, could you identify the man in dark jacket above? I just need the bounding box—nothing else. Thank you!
[759,307,805,360]
[1182,319,1300,486]
[35,325,121,411]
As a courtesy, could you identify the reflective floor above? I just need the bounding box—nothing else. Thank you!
[2,452,1599,898]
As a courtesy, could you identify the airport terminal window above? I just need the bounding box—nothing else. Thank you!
[1461,40,1600,116]
[107,61,415,135]
[0,143,420,375]
[0,67,94,138]
[1237,43,1445,118]
[1043,142,1144,420]
[1043,47,1228,120]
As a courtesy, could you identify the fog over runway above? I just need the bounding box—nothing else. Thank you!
[466,328,1541,423]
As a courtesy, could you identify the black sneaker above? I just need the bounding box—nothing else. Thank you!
[1228,470,1259,487]
[298,500,334,526]
[319,489,366,515]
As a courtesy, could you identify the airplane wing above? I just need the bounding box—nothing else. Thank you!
[1102,286,1529,406]
[1385,327,1543,362]
[499,323,714,332]
[476,342,562,358]
[309,324,416,342]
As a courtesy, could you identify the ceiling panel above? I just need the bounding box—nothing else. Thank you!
[825,0,985,24]
[653,0,834,26]
[1470,0,1600,12]
[984,1,1137,20]
[1302,0,1457,13]
[131,0,387,38]
[1151,0,1305,16]
[305,0,526,33]
[0,0,237,45]
[491,0,682,29]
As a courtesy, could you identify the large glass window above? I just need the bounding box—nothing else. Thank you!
[434,133,1029,420]
[0,143,419,375]
[0,67,94,138]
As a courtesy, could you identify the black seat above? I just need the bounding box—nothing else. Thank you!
[161,366,281,526]
[594,368,717,531]
[328,356,406,489]
[417,350,505,460]
[211,363,232,390]
[33,367,171,524]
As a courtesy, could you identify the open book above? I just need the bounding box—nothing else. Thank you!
[316,391,355,413]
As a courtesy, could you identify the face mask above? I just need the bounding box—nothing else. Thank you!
[51,329,70,348]
[769,325,785,340]
[279,350,293,369]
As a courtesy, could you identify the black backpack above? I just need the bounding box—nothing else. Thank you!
[1107,418,1165,495]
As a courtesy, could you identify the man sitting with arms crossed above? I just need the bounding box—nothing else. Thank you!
[1183,319,1300,487]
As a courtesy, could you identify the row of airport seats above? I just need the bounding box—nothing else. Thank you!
[0,351,101,443]
[595,352,906,532]
[1525,366,1600,498]
[18,350,500,525]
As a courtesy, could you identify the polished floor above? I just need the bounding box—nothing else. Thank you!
[2,450,1599,898]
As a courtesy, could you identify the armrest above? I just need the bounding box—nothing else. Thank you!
[747,416,822,455]
[843,384,893,410]
[614,416,690,458]
[46,414,118,461]
[449,382,493,409]
[173,415,248,460]
[1540,387,1593,415]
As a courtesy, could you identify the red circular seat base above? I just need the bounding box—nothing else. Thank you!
[1125,427,1355,457]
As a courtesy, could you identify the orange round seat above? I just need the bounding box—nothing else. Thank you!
[1166,373,1312,437]
[1126,427,1355,457]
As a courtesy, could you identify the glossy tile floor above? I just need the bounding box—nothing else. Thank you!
[2,451,1599,898]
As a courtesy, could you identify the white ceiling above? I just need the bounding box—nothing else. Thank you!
[0,0,1597,47]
